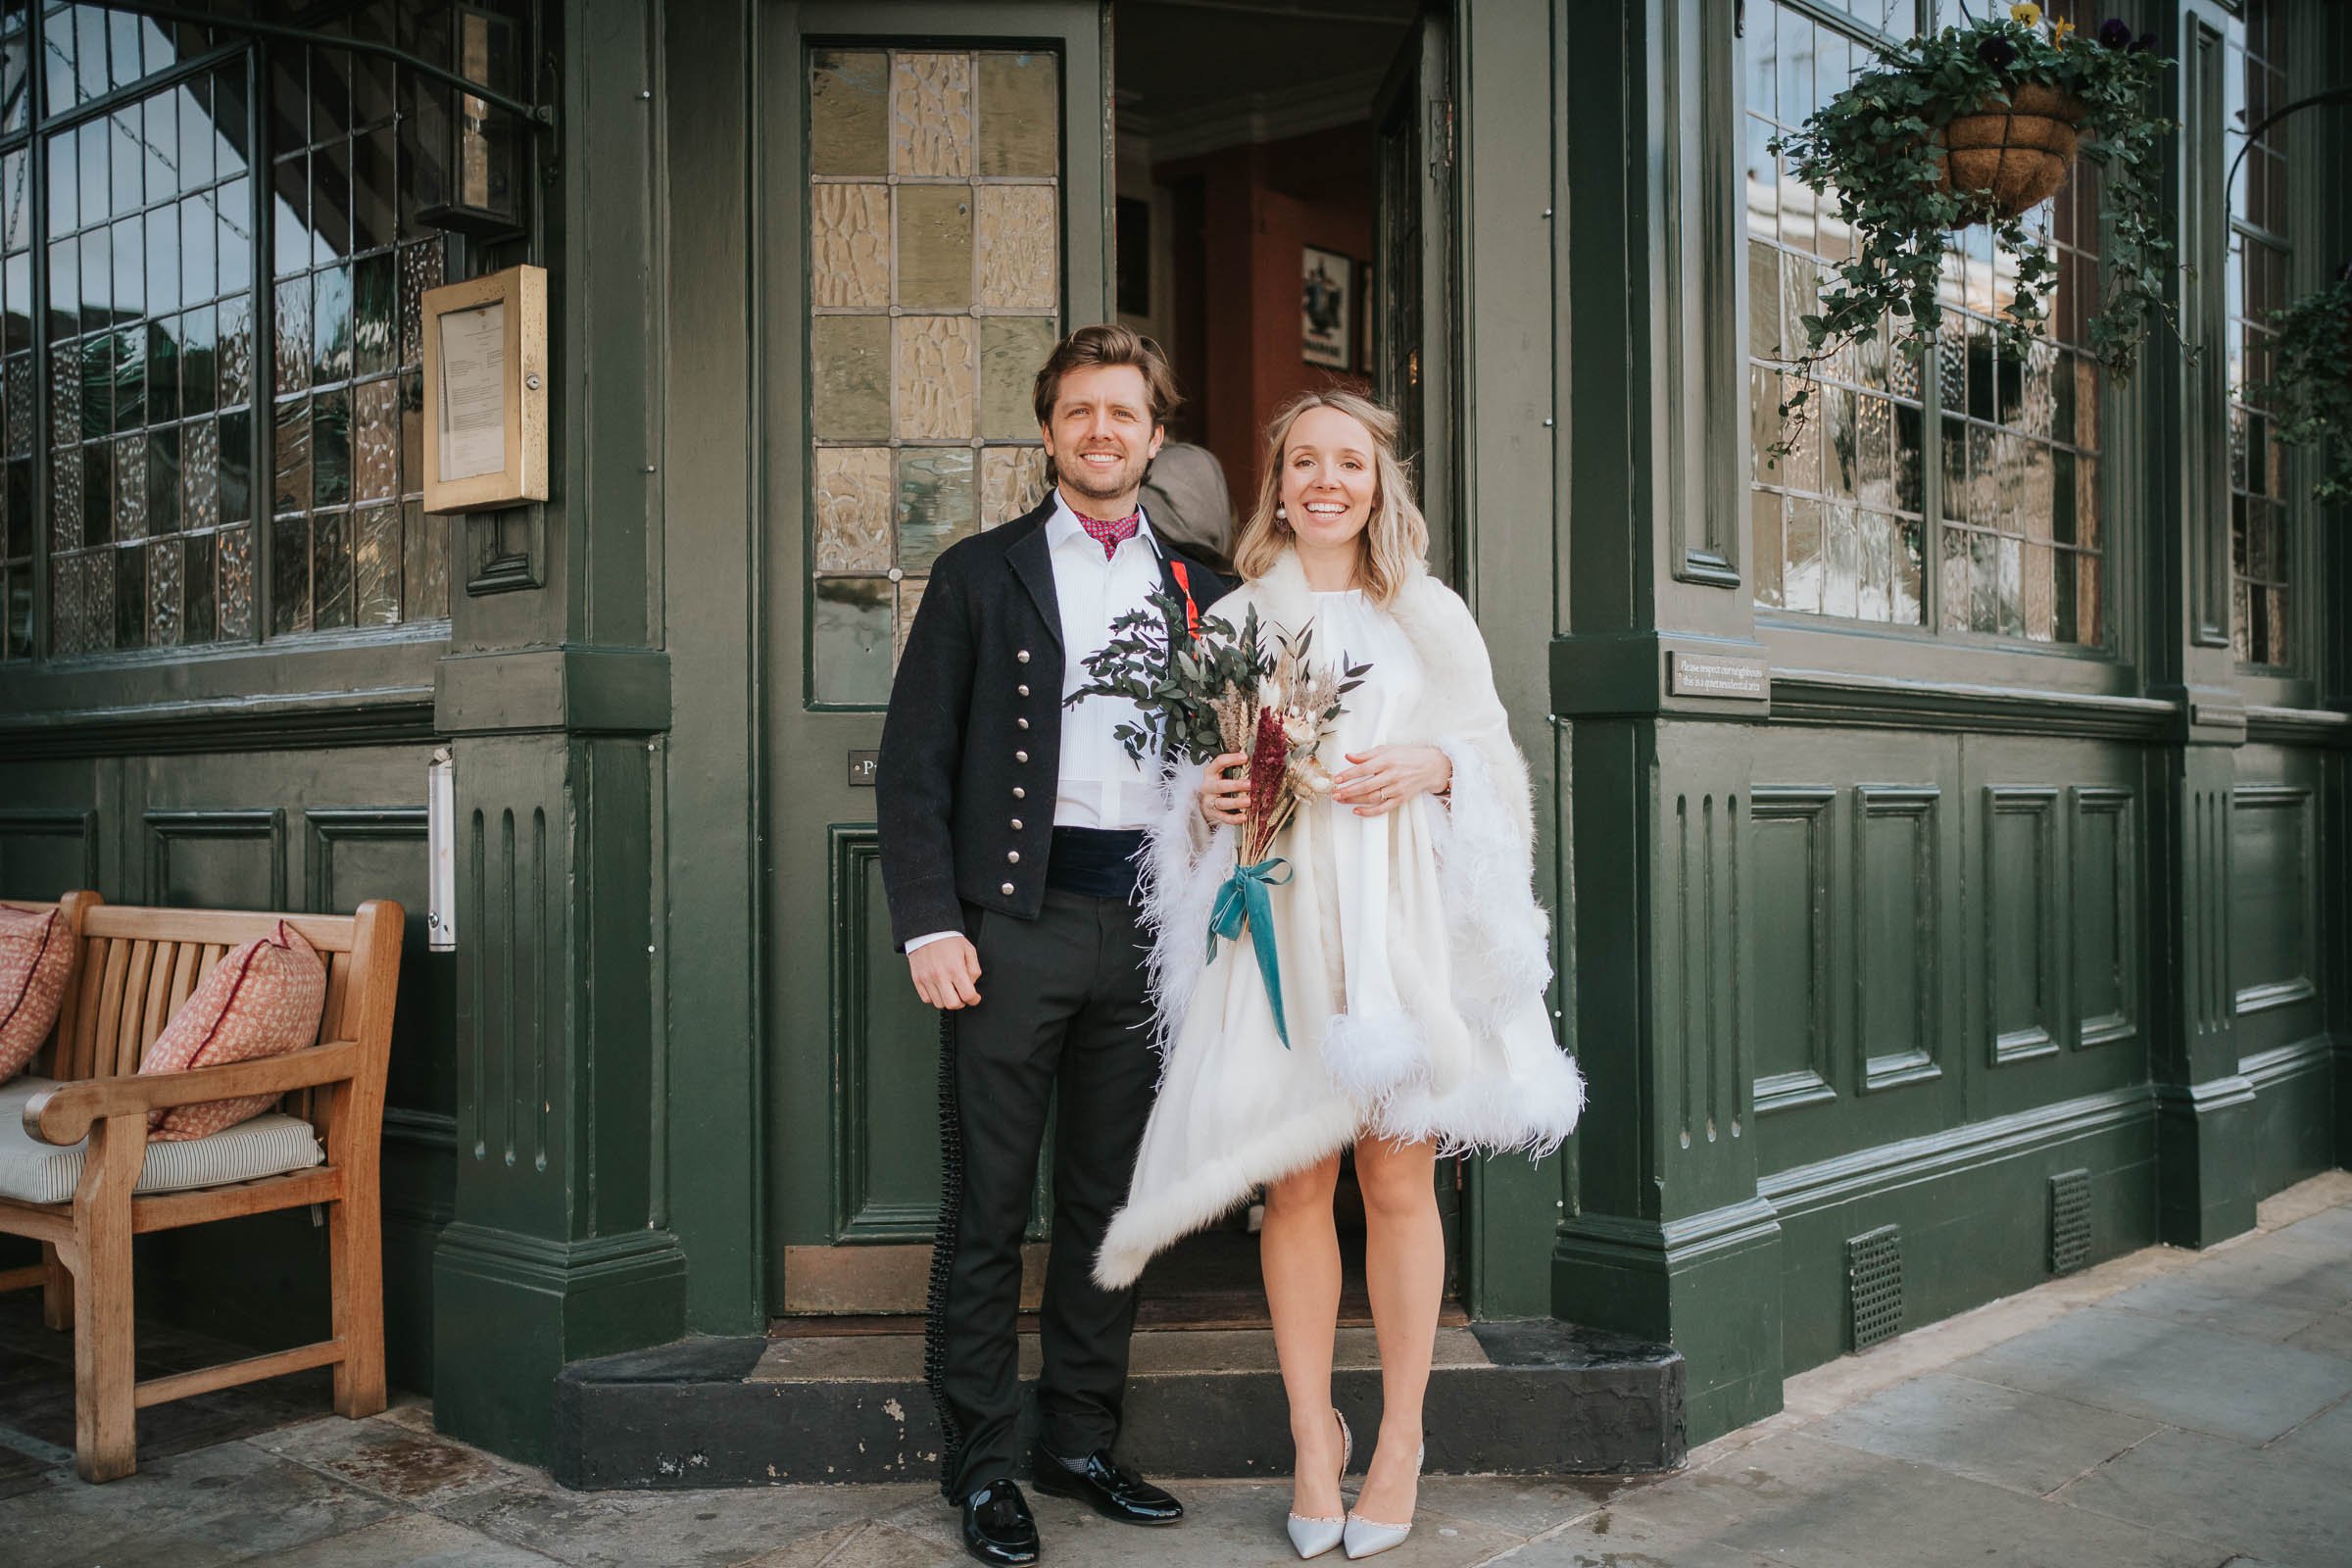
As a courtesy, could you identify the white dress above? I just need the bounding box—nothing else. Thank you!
[1093,557,1585,1290]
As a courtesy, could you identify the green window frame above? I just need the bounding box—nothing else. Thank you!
[2221,0,2290,669]
[1743,0,2115,650]
[2,0,484,667]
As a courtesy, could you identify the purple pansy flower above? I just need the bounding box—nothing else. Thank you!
[1978,35,2020,69]
[2132,30,2157,53]
[2097,18,2132,48]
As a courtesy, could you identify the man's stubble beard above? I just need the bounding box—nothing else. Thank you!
[1054,450,1151,508]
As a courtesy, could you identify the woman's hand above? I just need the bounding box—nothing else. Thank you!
[1198,752,1250,826]
[1331,746,1451,817]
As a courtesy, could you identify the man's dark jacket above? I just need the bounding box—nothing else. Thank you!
[876,497,1229,951]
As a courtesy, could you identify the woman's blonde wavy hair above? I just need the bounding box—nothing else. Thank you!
[1233,389,1428,605]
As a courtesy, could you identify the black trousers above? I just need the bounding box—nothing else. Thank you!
[926,888,1158,1500]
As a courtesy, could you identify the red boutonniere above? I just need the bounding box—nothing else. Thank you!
[1170,562,1201,639]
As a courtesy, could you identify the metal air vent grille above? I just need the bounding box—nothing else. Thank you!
[2050,1168,2093,1275]
[1847,1225,1904,1350]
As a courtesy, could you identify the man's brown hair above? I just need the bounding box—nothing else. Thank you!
[1031,323,1182,431]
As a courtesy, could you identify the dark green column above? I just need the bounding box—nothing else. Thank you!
[1548,0,1785,1444]
[427,0,687,1465]
[2143,7,2257,1248]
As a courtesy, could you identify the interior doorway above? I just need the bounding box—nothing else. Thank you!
[1110,0,1465,1329]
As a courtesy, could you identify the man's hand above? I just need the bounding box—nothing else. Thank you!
[910,934,983,1009]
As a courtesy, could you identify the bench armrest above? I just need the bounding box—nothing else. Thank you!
[24,1042,367,1146]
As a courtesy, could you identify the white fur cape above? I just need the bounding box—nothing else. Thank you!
[1093,551,1585,1290]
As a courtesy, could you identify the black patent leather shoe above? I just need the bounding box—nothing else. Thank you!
[1030,1448,1185,1525]
[960,1479,1040,1566]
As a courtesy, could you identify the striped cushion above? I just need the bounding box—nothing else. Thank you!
[0,906,75,1085]
[0,1076,324,1205]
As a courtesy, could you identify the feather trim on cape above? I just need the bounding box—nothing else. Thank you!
[1097,551,1583,1290]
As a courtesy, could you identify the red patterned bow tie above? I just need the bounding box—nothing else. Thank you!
[1076,511,1141,560]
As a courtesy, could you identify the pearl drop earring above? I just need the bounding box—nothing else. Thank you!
[1276,504,1288,520]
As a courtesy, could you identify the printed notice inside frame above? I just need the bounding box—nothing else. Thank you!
[422,264,549,513]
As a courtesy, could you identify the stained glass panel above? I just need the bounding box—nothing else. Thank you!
[809,46,1060,703]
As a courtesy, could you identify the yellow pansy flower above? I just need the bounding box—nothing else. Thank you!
[2010,2,2042,26]
[2048,16,2076,46]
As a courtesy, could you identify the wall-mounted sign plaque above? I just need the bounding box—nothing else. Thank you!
[1667,651,1768,701]
[422,263,549,514]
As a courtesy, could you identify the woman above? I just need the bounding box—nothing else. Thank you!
[1093,390,1584,1558]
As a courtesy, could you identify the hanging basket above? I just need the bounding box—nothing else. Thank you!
[1934,83,2087,223]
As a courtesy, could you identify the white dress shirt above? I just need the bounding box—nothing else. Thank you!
[906,489,1165,956]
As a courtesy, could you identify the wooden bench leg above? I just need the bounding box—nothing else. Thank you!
[326,1194,386,1418]
[69,1117,142,1483]
[42,1242,74,1331]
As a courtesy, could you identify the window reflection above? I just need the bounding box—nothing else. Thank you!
[20,0,460,661]
[2226,0,2289,668]
[1744,0,2106,645]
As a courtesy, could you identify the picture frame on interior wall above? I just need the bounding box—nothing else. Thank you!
[422,265,551,514]
[1301,245,1353,372]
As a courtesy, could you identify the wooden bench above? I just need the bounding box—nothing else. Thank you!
[0,896,404,1482]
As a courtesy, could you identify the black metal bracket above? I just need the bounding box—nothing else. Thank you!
[112,1,559,132]
[2226,85,2351,221]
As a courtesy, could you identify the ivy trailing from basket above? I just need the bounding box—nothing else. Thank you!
[2260,267,2352,506]
[1764,7,2176,458]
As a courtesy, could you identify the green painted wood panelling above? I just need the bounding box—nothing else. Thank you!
[0,804,102,894]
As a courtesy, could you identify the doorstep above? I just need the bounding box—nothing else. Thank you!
[551,1321,1684,1490]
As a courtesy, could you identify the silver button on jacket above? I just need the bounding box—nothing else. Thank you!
[1001,882,1015,896]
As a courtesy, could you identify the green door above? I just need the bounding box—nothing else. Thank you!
[1374,11,1459,587]
[761,2,1113,1315]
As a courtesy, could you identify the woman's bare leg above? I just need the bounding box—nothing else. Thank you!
[1261,1152,1346,1518]
[1351,1135,1441,1525]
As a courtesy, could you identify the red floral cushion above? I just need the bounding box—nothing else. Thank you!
[137,921,328,1142]
[0,905,76,1084]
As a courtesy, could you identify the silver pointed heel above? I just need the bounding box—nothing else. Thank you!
[1286,1408,1352,1560]
[1342,1441,1423,1560]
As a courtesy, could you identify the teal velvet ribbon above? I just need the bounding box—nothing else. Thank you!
[1206,857,1296,1048]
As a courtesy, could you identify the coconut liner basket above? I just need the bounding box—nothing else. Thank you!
[1933,81,2087,222]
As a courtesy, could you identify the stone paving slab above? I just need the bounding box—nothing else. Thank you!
[241,1510,564,1567]
[1945,1302,2352,1444]
[2100,1235,2352,1343]
[1800,1369,2162,1496]
[430,1474,927,1568]
[2281,1309,2352,1359]
[1594,1432,2223,1568]
[0,1441,397,1568]
[2053,1423,2352,1568]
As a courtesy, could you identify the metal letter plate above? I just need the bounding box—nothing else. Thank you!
[1668,652,1768,701]
[848,750,879,787]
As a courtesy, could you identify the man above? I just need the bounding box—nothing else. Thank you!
[879,324,1223,1567]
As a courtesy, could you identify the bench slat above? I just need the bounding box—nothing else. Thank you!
[88,940,128,1082]
[167,943,200,1023]
[80,906,363,954]
[138,943,177,1060]
[115,941,155,1077]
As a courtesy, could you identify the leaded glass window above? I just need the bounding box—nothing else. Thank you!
[807,46,1059,707]
[7,0,466,664]
[266,7,449,636]
[2226,0,2288,667]
[1745,0,2106,645]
